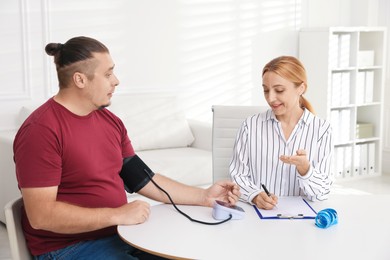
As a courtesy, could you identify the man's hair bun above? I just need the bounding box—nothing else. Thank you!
[45,43,63,56]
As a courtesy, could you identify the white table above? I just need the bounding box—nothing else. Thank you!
[118,195,390,260]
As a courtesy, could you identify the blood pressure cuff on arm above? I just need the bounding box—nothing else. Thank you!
[120,155,155,193]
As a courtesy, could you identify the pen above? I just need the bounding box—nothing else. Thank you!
[261,183,271,197]
[261,183,278,208]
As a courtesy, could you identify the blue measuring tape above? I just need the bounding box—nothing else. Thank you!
[315,208,338,229]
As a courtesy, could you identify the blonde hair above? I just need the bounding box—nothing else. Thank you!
[262,56,314,114]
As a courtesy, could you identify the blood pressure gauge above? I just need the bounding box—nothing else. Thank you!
[212,200,245,220]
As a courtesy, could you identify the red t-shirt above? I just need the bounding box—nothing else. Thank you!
[13,98,135,256]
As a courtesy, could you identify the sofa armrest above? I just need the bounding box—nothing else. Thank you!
[187,119,212,151]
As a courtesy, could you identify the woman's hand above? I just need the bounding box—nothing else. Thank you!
[280,149,310,176]
[252,192,278,210]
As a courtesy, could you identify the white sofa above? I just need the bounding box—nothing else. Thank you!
[0,93,213,224]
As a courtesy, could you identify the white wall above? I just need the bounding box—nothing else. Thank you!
[0,1,387,133]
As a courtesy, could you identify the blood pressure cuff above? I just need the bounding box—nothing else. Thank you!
[119,155,155,193]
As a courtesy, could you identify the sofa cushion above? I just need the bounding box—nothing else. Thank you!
[109,94,195,151]
[137,147,212,187]
[17,95,195,152]
[18,102,44,126]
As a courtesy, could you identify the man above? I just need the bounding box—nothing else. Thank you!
[13,36,240,259]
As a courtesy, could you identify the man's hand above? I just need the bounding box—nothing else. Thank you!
[203,180,241,207]
[113,200,151,225]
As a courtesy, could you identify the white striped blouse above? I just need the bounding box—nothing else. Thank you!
[229,108,333,202]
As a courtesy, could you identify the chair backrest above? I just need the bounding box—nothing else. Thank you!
[4,197,32,260]
[212,105,269,183]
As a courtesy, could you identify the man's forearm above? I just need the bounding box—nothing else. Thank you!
[138,173,207,206]
[27,200,116,234]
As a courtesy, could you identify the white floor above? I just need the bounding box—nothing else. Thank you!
[1,175,390,259]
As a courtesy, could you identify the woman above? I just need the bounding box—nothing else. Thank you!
[229,56,333,210]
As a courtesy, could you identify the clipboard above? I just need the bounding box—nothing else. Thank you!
[253,196,317,219]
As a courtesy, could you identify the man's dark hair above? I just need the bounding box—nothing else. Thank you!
[45,36,109,88]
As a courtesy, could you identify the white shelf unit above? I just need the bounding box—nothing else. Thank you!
[299,27,386,179]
